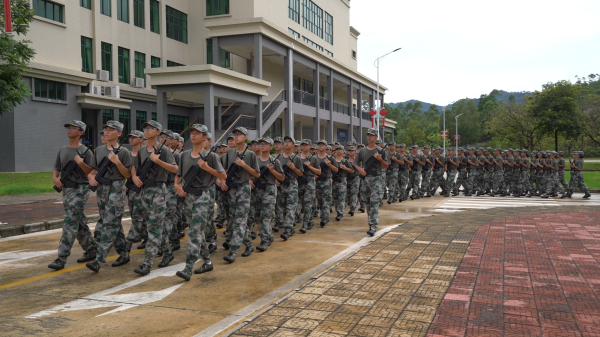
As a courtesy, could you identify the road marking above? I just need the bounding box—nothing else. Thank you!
[0,250,56,265]
[26,262,186,318]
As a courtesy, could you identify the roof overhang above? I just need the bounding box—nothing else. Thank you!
[146,64,271,96]
[23,62,95,86]
[76,93,132,110]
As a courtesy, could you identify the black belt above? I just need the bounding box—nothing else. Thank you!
[228,182,249,190]
[64,182,89,189]
[187,187,206,197]
[317,176,329,181]
[142,181,164,188]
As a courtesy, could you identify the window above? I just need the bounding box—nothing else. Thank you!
[302,36,323,52]
[167,60,184,67]
[81,36,93,74]
[118,47,130,84]
[168,115,189,140]
[166,6,188,43]
[34,78,66,101]
[135,52,146,83]
[352,50,356,59]
[288,28,300,39]
[136,111,147,131]
[80,0,91,10]
[206,39,231,67]
[302,0,323,39]
[293,76,300,90]
[151,112,157,121]
[150,0,159,33]
[324,49,333,57]
[102,109,114,125]
[100,0,111,16]
[303,79,313,94]
[33,0,64,23]
[288,0,299,23]
[101,42,113,81]
[119,110,131,143]
[206,0,229,16]
[151,56,160,89]
[134,0,144,28]
[117,0,129,23]
[325,13,333,45]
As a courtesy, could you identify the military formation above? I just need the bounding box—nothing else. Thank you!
[49,120,593,281]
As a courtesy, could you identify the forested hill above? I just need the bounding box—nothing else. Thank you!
[389,90,531,112]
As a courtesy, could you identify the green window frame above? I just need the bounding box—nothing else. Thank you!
[288,0,299,23]
[119,109,131,144]
[81,36,93,74]
[134,0,144,28]
[324,12,333,45]
[150,0,159,33]
[151,112,157,121]
[33,0,64,23]
[80,0,91,10]
[100,0,111,16]
[151,56,160,89]
[134,52,146,81]
[118,47,130,84]
[167,60,184,67]
[101,42,113,81]
[206,39,231,68]
[168,115,189,140]
[206,0,229,16]
[135,111,147,131]
[117,0,129,23]
[166,6,188,43]
[302,0,323,39]
[102,110,114,125]
[34,78,66,101]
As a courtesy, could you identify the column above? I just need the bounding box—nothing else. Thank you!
[253,34,263,79]
[212,37,220,67]
[157,90,168,130]
[313,64,320,141]
[327,72,334,142]
[256,96,263,137]
[347,80,353,143]
[284,48,294,137]
[357,85,362,143]
[204,85,215,137]
[217,99,222,131]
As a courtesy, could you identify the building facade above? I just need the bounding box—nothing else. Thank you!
[0,0,388,172]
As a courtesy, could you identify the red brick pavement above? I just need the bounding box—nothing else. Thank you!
[427,211,600,337]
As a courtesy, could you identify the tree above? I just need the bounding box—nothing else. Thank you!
[486,97,542,150]
[0,0,36,116]
[527,81,580,151]
[575,74,600,147]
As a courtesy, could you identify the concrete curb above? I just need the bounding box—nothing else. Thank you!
[0,214,100,238]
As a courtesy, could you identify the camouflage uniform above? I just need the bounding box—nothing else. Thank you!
[180,189,213,275]
[58,186,97,261]
[454,151,468,194]
[569,157,590,196]
[492,151,505,195]
[253,184,277,243]
[126,188,147,242]
[94,181,129,263]
[557,155,569,192]
[362,175,383,228]
[346,174,360,212]
[446,154,458,195]
[386,162,399,202]
[397,149,409,201]
[298,151,317,230]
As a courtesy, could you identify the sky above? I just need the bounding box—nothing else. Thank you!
[349,0,600,106]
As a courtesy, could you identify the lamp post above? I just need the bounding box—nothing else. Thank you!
[442,107,446,155]
[374,47,401,139]
[455,113,464,155]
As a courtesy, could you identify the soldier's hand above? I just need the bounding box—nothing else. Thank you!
[276,180,280,187]
[250,180,255,189]
[150,152,160,163]
[198,158,208,169]
[358,167,367,176]
[340,164,347,170]
[133,175,143,188]
[324,159,330,165]
[175,185,187,198]
[235,157,246,167]
[52,176,63,189]
[304,160,311,167]
[267,163,275,171]
[108,151,120,164]
[74,155,84,165]
[287,160,295,168]
[88,174,98,187]
[374,152,382,160]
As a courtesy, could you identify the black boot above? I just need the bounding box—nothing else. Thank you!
[112,255,130,267]
[272,224,280,232]
[223,251,236,263]
[48,258,66,271]
[134,264,151,276]
[223,240,231,250]
[320,220,327,227]
[77,250,97,263]
[194,261,214,274]
[256,241,269,252]
[584,193,591,199]
[208,242,217,253]
[176,270,192,281]
[335,212,342,221]
[242,246,255,257]
[366,225,376,237]
[158,254,174,268]
[86,261,101,273]
[137,239,147,249]
[348,210,354,216]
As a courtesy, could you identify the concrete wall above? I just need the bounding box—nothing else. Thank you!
[0,108,16,172]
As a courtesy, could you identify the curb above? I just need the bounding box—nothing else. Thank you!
[0,214,100,238]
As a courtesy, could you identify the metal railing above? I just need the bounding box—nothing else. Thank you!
[214,114,257,144]
[319,97,330,110]
[293,89,301,103]
[302,91,315,107]
[362,111,371,120]
[333,102,349,115]
[262,89,286,125]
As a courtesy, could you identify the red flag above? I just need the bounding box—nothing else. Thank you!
[371,118,374,127]
[4,0,12,33]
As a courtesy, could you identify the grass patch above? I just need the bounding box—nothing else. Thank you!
[0,172,54,196]
[565,171,600,190]
[583,162,600,171]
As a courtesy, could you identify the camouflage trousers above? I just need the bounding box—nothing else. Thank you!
[421,170,432,196]
[57,185,96,262]
[204,187,217,243]
[316,178,333,223]
[298,177,316,229]
[429,169,446,194]
[362,175,383,227]
[228,184,253,254]
[538,172,547,193]
[466,171,479,194]
[484,171,493,192]
[410,171,421,197]
[164,185,179,249]
[504,171,513,193]
[358,178,365,209]
[569,172,590,194]
[475,170,484,193]
[386,168,399,202]
[94,181,128,263]
[126,189,147,243]
[454,172,468,193]
[381,169,387,198]
[446,171,457,194]
[253,184,277,243]
[558,171,569,190]
[332,178,347,215]
[346,177,360,212]
[136,185,167,267]
[544,172,558,195]
[398,170,409,201]
[520,171,532,194]
[248,188,261,232]
[492,170,505,193]
[182,188,212,273]
[275,179,299,232]
[214,187,227,227]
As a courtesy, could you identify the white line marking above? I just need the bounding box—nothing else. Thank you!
[0,250,56,265]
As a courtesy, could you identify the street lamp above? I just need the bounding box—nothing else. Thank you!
[442,107,446,155]
[455,113,464,155]
[374,47,401,140]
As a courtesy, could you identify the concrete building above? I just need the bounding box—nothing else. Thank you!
[0,0,388,172]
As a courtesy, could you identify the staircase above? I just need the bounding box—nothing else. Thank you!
[261,89,287,134]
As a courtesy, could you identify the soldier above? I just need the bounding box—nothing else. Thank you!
[314,140,338,226]
[430,147,447,196]
[213,142,229,230]
[218,127,260,263]
[466,147,478,196]
[410,145,424,199]
[353,128,388,236]
[530,151,539,195]
[421,146,434,197]
[85,120,132,272]
[345,146,361,215]
[396,144,410,201]
[48,121,97,271]
[541,152,559,198]
[557,151,568,194]
[174,124,226,281]
[513,150,522,196]
[386,143,400,203]
[356,143,368,212]
[219,134,237,242]
[490,148,505,197]
[563,151,591,198]
[445,148,458,197]
[326,145,333,156]
[483,148,494,194]
[125,130,148,250]
[298,139,320,233]
[157,129,181,257]
[520,150,533,197]
[503,149,514,196]
[310,144,318,156]
[273,136,303,239]
[453,148,468,196]
[377,140,388,200]
[474,148,485,195]
[332,145,354,221]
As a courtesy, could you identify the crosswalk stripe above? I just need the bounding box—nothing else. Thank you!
[431,195,559,212]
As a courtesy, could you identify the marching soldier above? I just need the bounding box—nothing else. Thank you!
[298,139,320,233]
[490,148,506,197]
[125,130,148,250]
[421,146,433,197]
[409,145,424,199]
[315,140,338,227]
[274,136,304,239]
[386,143,400,203]
[557,151,568,194]
[430,147,447,196]
[445,148,458,197]
[483,148,494,194]
[466,147,477,196]
[563,151,591,199]
[332,145,354,221]
[397,144,410,202]
[453,148,468,196]
[346,146,361,215]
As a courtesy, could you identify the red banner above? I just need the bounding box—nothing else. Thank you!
[4,0,12,33]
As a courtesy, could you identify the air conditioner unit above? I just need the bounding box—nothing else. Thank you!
[133,77,145,88]
[104,86,120,98]
[93,86,102,95]
[96,70,110,82]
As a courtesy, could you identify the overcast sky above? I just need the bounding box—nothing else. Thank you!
[350,0,600,106]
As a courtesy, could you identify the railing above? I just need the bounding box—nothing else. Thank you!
[319,97,330,110]
[214,114,257,144]
[262,89,286,125]
[352,107,357,118]
[302,91,315,107]
[333,102,349,115]
[293,89,301,103]
[362,111,371,120]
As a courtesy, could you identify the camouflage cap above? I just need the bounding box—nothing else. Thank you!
[348,146,356,151]
[458,147,465,152]
[558,151,564,155]
[258,137,274,146]
[477,148,483,152]
[101,120,123,132]
[142,120,163,132]
[283,135,295,143]
[249,138,258,144]
[375,139,383,144]
[172,132,181,141]
[218,142,228,147]
[99,130,105,135]
[397,143,406,148]
[334,145,344,151]
[366,128,378,136]
[388,141,396,146]
[233,126,248,135]
[357,143,365,148]
[207,133,212,141]
[486,147,491,151]
[522,149,529,153]
[128,130,145,138]
[189,124,208,134]
[423,145,430,150]
[514,149,521,153]
[507,148,513,152]
[326,145,332,150]
[495,148,502,152]
[468,147,475,151]
[316,139,328,145]
[294,141,301,146]
[448,147,455,151]
[311,144,318,150]
[532,150,538,154]
[227,133,235,140]
[273,137,283,143]
[161,129,175,138]
[301,139,312,145]
[64,120,87,132]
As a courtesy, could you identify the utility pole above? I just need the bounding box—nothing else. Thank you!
[455,113,464,155]
[374,48,401,140]
[442,107,446,155]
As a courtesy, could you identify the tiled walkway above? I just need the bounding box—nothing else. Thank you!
[230,207,600,337]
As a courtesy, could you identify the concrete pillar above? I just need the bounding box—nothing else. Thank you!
[327,72,334,142]
[313,64,320,141]
[217,99,222,131]
[347,80,353,143]
[253,34,263,79]
[256,96,263,137]
[211,37,219,66]
[246,59,252,76]
[204,85,215,137]
[284,48,294,137]
[157,90,168,129]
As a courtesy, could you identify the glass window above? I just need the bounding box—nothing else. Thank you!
[34,78,66,101]
[102,109,114,125]
[288,0,299,23]
[325,13,333,45]
[117,0,129,23]
[101,42,113,81]
[151,112,157,121]
[168,115,189,140]
[100,0,111,16]
[81,36,93,74]
[118,47,130,84]
[167,60,184,67]
[293,76,300,90]
[206,0,229,16]
[151,56,160,89]
[288,28,300,39]
[166,6,188,43]
[150,0,159,33]
[206,38,231,67]
[134,52,146,82]
[324,49,333,57]
[33,0,64,23]
[303,79,313,94]
[134,0,144,28]
[119,109,131,143]
[206,38,213,64]
[352,50,356,59]
[302,36,323,52]
[302,0,323,39]
[80,0,91,10]
[135,111,147,131]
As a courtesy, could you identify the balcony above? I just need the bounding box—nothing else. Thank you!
[333,102,349,115]
[293,89,315,107]
[319,97,330,110]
